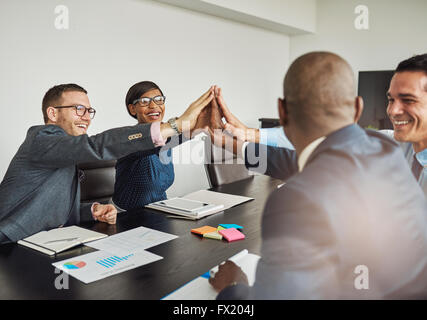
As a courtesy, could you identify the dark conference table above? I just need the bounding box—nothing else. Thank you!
[0,174,281,300]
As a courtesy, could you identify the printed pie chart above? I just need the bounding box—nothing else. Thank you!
[63,261,86,269]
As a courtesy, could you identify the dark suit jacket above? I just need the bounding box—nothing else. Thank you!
[220,124,427,299]
[0,123,155,242]
[244,140,297,181]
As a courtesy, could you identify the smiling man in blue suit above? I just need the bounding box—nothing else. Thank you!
[209,52,427,299]
[218,54,427,197]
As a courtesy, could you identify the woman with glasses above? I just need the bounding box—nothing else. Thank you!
[112,81,178,210]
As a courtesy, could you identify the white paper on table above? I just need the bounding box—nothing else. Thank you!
[183,190,253,210]
[163,277,218,300]
[52,249,162,284]
[163,249,260,300]
[86,226,178,256]
[208,249,259,285]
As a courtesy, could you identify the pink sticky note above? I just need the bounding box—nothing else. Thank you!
[218,228,245,242]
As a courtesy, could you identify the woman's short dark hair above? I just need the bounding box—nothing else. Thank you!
[395,54,427,76]
[42,83,87,123]
[125,81,164,119]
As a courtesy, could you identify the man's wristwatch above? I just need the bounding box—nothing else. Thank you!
[168,117,181,134]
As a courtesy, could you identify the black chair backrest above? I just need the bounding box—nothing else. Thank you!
[204,162,253,187]
[203,136,253,188]
[78,160,117,204]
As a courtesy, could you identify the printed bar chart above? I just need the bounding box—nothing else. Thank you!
[53,250,163,284]
[96,254,134,268]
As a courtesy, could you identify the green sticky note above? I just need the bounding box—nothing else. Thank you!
[217,226,226,231]
[203,231,223,240]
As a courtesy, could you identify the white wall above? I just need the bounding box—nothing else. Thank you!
[157,0,316,34]
[290,0,427,76]
[201,0,316,33]
[0,0,290,196]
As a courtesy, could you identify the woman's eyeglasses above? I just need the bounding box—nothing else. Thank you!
[133,95,166,107]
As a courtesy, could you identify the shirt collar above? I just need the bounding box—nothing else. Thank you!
[415,148,427,168]
[298,136,326,172]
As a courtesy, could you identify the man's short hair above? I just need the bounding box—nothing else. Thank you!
[395,54,427,76]
[42,83,87,123]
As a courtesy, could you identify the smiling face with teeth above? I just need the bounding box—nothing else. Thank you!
[387,71,427,152]
[48,91,92,136]
[129,89,165,124]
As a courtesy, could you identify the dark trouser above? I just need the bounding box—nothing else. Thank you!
[0,231,10,244]
[216,283,251,300]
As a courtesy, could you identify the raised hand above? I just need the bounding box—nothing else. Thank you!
[206,125,245,158]
[210,90,224,130]
[176,86,215,132]
[193,86,224,136]
[216,87,247,137]
[160,87,215,140]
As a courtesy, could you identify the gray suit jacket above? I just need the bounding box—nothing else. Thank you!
[220,124,427,299]
[0,123,155,242]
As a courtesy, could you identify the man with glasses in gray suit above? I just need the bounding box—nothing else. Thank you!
[0,83,214,244]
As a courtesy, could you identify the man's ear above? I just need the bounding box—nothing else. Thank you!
[278,98,288,127]
[46,106,58,123]
[354,96,364,123]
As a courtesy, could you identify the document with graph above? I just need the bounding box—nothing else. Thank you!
[52,249,162,284]
[85,226,178,256]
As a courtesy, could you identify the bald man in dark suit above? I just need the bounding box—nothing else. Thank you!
[209,52,427,299]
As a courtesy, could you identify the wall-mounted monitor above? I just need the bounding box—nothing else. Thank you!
[357,71,394,130]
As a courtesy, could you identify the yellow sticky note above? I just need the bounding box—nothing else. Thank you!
[203,231,223,240]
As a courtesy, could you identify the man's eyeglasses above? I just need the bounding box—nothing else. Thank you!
[54,105,96,119]
[133,95,166,107]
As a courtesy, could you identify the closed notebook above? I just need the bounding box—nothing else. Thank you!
[17,225,107,256]
[146,197,224,220]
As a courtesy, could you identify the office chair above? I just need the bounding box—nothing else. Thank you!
[78,160,117,204]
[258,117,280,128]
[203,136,253,188]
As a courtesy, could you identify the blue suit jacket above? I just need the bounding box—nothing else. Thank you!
[220,124,427,299]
